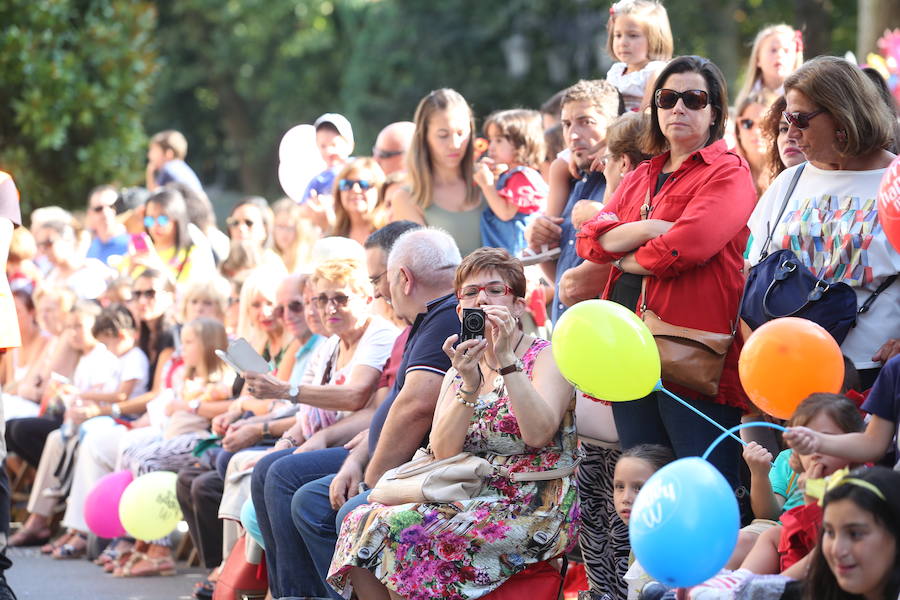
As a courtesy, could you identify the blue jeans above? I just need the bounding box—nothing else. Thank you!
[291,475,372,600]
[250,448,348,599]
[611,390,742,489]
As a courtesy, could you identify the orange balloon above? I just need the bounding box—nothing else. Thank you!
[739,317,844,420]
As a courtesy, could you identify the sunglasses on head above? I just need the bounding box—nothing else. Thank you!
[782,109,824,130]
[338,179,373,191]
[144,215,170,228]
[132,289,157,300]
[226,217,257,228]
[314,293,350,309]
[273,300,304,320]
[372,148,403,160]
[654,88,710,110]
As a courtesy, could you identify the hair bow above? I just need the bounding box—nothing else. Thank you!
[794,30,804,53]
[805,467,885,506]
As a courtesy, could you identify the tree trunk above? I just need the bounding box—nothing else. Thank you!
[858,0,900,59]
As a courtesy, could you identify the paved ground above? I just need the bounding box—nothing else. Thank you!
[6,546,207,600]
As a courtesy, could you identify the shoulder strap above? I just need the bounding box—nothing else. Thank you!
[858,275,898,315]
[759,163,806,261]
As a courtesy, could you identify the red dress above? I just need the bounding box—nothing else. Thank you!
[575,140,755,409]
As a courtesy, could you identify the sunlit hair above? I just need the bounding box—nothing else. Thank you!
[454,247,526,299]
[183,317,229,382]
[560,79,623,122]
[229,196,274,249]
[407,89,478,210]
[150,129,189,159]
[271,198,318,273]
[784,56,895,157]
[236,267,283,347]
[387,228,461,289]
[606,0,673,63]
[330,157,386,238]
[606,111,653,165]
[310,258,371,299]
[91,303,137,338]
[760,95,790,181]
[735,24,803,107]
[483,109,546,170]
[135,267,175,294]
[790,393,864,434]
[643,55,729,156]
[804,466,900,600]
[9,227,36,263]
[178,277,230,323]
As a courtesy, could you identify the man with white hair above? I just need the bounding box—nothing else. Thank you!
[278,227,462,600]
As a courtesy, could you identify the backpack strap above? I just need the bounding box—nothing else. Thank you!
[858,274,898,315]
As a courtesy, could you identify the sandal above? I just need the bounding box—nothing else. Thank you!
[41,531,73,555]
[51,532,88,559]
[95,539,133,566]
[519,244,561,266]
[193,579,215,600]
[109,549,137,575]
[116,553,176,577]
[9,527,51,548]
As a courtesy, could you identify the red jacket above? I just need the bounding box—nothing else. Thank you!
[575,140,755,409]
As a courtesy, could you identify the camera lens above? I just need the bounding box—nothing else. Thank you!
[465,313,484,331]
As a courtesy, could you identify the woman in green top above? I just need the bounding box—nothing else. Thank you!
[391,88,484,256]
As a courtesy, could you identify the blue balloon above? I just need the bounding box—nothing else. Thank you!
[629,457,739,587]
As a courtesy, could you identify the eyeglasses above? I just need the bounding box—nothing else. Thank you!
[314,293,351,309]
[369,270,387,287]
[739,118,755,130]
[457,283,514,300]
[273,300,304,320]
[226,218,257,228]
[654,89,710,110]
[372,148,403,160]
[782,109,824,130]
[132,289,157,300]
[144,215,170,228]
[227,296,240,307]
[338,179,373,191]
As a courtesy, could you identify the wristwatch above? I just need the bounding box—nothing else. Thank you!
[188,399,201,414]
[613,257,625,270]
[498,358,524,376]
[110,403,122,419]
[288,384,300,403]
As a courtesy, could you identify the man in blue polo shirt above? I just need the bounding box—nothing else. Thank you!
[249,227,461,600]
[526,79,622,323]
[84,185,130,266]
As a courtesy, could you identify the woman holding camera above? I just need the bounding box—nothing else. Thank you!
[327,248,578,600]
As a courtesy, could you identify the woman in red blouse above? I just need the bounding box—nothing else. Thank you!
[575,55,756,488]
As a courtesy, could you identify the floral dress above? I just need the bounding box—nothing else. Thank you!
[327,338,580,600]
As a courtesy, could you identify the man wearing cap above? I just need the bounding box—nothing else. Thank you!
[302,113,354,204]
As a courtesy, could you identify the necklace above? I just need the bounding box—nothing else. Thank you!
[482,332,527,395]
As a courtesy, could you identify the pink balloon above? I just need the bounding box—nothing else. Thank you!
[878,155,900,253]
[84,470,133,538]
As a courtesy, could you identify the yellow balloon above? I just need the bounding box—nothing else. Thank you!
[119,471,182,541]
[552,300,660,402]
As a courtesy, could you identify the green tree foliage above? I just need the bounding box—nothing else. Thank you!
[0,1,157,216]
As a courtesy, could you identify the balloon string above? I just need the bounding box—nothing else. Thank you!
[702,422,788,462]
[655,385,747,448]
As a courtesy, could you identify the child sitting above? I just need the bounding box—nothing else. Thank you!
[146,129,204,194]
[475,109,548,257]
[605,0,673,111]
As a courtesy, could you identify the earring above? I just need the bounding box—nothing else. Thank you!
[835,129,848,143]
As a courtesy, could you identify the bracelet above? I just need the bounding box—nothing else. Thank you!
[458,384,477,396]
[613,257,625,270]
[455,390,477,408]
[110,403,122,419]
[280,434,300,447]
[262,421,271,438]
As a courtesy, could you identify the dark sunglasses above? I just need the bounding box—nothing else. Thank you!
[226,217,257,228]
[144,215,170,228]
[132,289,157,300]
[739,118,755,130]
[338,179,373,191]
[372,148,403,160]
[314,293,350,309]
[655,88,710,110]
[273,300,304,320]
[782,109,824,130]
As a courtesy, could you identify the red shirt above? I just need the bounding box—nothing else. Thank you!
[575,140,755,409]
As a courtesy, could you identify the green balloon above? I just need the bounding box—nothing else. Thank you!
[552,300,660,402]
[119,471,183,541]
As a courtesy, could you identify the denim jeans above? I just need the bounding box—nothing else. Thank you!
[291,475,372,600]
[610,390,743,489]
[250,447,348,599]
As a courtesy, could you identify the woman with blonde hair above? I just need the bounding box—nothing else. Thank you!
[390,88,484,256]
[734,24,804,107]
[329,158,386,246]
[271,198,318,273]
[237,267,296,376]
